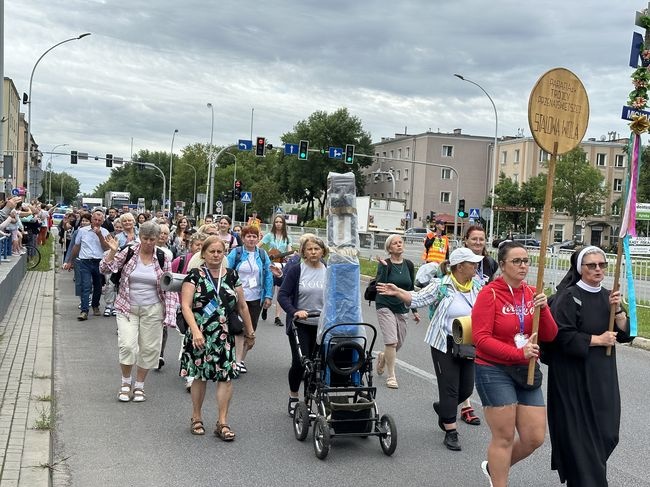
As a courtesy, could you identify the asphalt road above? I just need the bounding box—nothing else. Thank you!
[51,265,650,487]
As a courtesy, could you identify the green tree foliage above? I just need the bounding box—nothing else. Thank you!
[39,172,80,205]
[491,173,545,236]
[637,145,650,203]
[279,108,373,221]
[551,146,608,236]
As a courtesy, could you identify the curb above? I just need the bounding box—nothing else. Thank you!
[630,336,650,351]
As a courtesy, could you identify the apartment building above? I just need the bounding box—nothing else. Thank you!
[1,78,21,195]
[367,129,493,231]
[497,136,627,247]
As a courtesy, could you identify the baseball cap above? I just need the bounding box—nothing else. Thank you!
[449,247,484,266]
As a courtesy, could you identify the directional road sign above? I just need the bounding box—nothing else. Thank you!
[469,208,480,219]
[328,147,343,159]
[238,139,253,151]
[240,191,252,204]
[284,144,299,155]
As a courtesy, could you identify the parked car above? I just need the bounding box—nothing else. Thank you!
[404,227,428,243]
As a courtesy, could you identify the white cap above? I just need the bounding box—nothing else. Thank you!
[449,247,484,266]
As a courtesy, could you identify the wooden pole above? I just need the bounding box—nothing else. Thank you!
[528,142,558,385]
[606,240,624,356]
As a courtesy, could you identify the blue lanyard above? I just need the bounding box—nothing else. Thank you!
[508,285,526,334]
[458,290,475,310]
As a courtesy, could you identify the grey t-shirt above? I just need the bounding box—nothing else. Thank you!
[296,262,327,325]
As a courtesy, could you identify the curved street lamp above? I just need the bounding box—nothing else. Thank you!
[167,129,179,214]
[206,103,214,217]
[26,33,91,201]
[454,74,498,242]
[47,143,68,203]
[182,162,197,217]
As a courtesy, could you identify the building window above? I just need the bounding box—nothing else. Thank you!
[596,153,606,166]
[395,169,401,180]
[501,150,507,164]
[615,154,625,167]
[388,192,392,199]
[405,147,410,159]
[513,173,519,184]
[381,192,385,198]
[404,168,409,180]
[441,168,451,180]
[395,191,400,199]
[613,178,623,192]
[389,150,394,159]
[373,192,378,197]
[611,202,620,215]
[397,148,402,159]
[595,204,604,215]
[382,151,387,158]
[553,224,564,243]
[440,191,451,203]
[514,149,520,163]
[442,145,453,157]
[538,150,549,162]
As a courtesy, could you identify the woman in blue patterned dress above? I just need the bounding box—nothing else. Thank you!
[180,236,256,440]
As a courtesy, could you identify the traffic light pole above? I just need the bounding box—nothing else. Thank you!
[355,154,460,238]
[208,144,237,216]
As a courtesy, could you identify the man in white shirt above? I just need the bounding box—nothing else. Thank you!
[63,210,110,320]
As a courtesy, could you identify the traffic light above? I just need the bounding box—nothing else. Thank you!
[70,150,78,164]
[345,144,355,164]
[457,199,467,218]
[234,179,242,199]
[106,154,113,168]
[255,137,266,157]
[299,140,309,160]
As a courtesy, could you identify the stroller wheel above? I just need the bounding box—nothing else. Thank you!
[293,402,310,441]
[313,417,331,460]
[379,414,397,456]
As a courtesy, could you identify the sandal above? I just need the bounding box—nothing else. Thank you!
[214,422,236,441]
[132,388,146,402]
[118,383,131,402]
[191,418,205,435]
[460,406,481,425]
[376,352,385,376]
[386,377,399,389]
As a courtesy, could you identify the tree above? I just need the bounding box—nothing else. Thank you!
[551,147,608,238]
[40,172,80,205]
[491,172,545,237]
[279,108,373,221]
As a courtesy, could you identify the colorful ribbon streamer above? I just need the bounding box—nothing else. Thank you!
[623,235,638,337]
[619,133,641,238]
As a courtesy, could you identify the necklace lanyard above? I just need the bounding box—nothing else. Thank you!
[458,290,475,310]
[203,265,222,296]
[507,284,526,334]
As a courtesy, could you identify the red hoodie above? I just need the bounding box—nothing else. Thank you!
[471,276,557,366]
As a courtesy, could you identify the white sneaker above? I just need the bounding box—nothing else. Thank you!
[481,461,493,487]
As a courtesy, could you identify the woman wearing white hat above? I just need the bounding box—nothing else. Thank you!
[378,247,484,451]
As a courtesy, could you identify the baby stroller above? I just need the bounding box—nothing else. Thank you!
[292,313,397,459]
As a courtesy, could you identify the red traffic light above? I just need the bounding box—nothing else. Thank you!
[255,137,266,157]
[234,180,242,188]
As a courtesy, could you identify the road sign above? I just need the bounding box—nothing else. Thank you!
[469,208,480,219]
[11,187,26,196]
[240,191,252,204]
[276,207,284,214]
[328,147,343,159]
[284,144,299,155]
[238,139,253,151]
[622,106,650,121]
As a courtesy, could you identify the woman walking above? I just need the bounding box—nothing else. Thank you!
[373,234,419,390]
[180,236,255,440]
[226,225,274,373]
[115,213,138,247]
[471,241,557,487]
[100,221,178,403]
[547,247,632,486]
[259,215,292,326]
[278,235,327,416]
[378,247,483,451]
[217,216,241,251]
[171,216,190,257]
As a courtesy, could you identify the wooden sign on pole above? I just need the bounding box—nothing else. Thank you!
[526,67,589,384]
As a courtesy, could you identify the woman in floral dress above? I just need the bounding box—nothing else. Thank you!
[180,236,256,440]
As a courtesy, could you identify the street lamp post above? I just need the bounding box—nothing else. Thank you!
[25,33,91,201]
[454,74,498,242]
[182,162,197,217]
[137,161,166,214]
[167,129,179,215]
[47,143,68,203]
[206,103,214,218]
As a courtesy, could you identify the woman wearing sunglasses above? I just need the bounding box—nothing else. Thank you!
[546,246,632,487]
[471,240,558,487]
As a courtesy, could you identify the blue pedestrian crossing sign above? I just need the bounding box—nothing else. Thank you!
[240,191,252,204]
[238,139,253,151]
[469,208,480,219]
[284,143,299,155]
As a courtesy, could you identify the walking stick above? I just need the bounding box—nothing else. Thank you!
[606,239,624,356]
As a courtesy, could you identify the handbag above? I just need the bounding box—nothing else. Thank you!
[451,342,476,360]
[176,310,188,334]
[226,309,244,335]
[499,362,543,390]
[364,279,378,302]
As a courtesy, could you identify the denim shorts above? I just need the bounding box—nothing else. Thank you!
[474,363,545,407]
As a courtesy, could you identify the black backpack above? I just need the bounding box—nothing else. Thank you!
[110,246,166,289]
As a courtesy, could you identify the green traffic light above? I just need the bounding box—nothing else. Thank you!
[300,152,306,159]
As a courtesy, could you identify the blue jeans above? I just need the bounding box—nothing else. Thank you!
[78,258,102,312]
[475,363,545,407]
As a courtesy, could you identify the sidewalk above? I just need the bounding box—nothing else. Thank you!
[0,270,54,486]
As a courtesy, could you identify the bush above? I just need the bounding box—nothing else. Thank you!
[303,218,326,229]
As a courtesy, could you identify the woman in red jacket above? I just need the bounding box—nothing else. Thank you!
[471,241,557,487]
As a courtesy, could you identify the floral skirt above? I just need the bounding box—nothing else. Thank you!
[179,321,238,382]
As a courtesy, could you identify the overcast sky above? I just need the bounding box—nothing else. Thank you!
[3,0,643,193]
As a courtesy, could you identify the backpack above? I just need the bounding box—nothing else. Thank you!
[232,246,268,270]
[110,246,166,290]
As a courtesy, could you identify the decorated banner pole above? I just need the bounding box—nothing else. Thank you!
[526,68,589,384]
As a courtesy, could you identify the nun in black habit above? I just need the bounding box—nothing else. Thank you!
[547,246,633,486]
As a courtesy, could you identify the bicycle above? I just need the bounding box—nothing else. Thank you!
[23,243,41,270]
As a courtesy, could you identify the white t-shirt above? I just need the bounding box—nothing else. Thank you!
[129,259,160,306]
[237,252,261,302]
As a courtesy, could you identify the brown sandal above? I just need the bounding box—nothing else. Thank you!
[214,422,235,441]
[191,418,205,435]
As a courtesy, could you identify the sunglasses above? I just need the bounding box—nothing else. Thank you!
[507,258,530,266]
[582,262,608,270]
